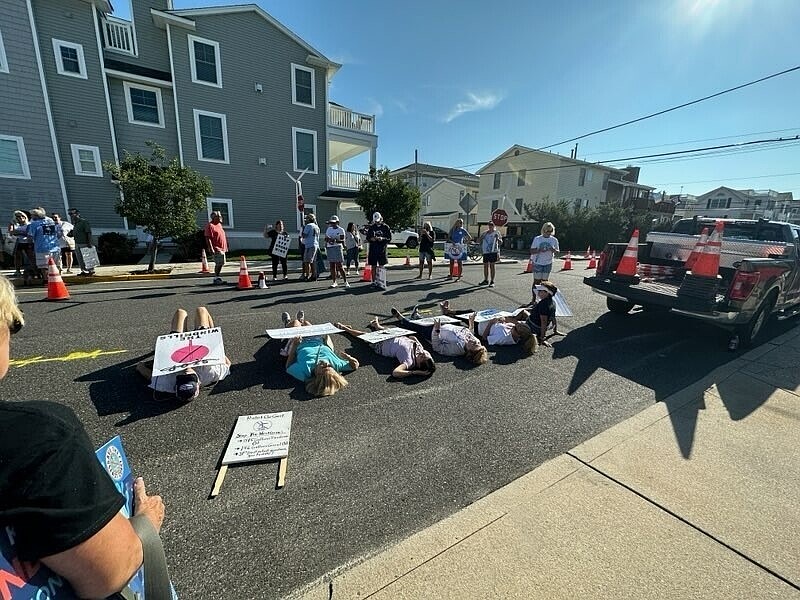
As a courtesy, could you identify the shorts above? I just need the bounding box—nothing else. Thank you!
[303,247,318,263]
[419,250,434,262]
[213,251,226,268]
[533,262,552,279]
[483,252,498,264]
[36,250,60,268]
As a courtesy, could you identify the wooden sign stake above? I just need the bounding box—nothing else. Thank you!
[210,465,228,498]
[277,457,288,488]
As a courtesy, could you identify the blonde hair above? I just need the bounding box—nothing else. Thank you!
[305,368,348,397]
[30,207,46,219]
[541,222,555,235]
[0,275,24,330]
[513,323,538,355]
[465,345,488,365]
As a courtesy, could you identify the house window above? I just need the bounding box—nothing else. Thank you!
[207,198,234,228]
[0,29,8,74]
[491,199,499,211]
[70,144,102,177]
[578,167,586,187]
[602,172,609,190]
[515,198,523,215]
[517,170,526,186]
[291,64,315,108]
[193,109,229,163]
[52,39,87,79]
[188,35,221,87]
[586,169,593,183]
[0,135,31,179]
[493,172,501,189]
[292,127,317,173]
[124,82,164,127]
[424,195,430,207]
[707,198,728,209]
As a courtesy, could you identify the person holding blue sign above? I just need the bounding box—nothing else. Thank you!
[0,274,169,599]
[26,207,61,279]
[447,218,471,281]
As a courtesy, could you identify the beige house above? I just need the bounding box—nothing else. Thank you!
[475,145,651,224]
[419,178,479,231]
[674,187,799,223]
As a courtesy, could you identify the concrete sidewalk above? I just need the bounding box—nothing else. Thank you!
[295,328,800,599]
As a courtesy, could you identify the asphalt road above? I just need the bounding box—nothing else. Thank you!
[8,261,795,598]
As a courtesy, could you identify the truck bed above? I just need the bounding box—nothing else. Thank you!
[585,275,727,309]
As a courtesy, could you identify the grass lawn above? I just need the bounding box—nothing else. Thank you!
[232,248,421,260]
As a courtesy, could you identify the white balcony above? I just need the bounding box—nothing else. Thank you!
[329,169,368,190]
[102,16,136,56]
[328,104,374,134]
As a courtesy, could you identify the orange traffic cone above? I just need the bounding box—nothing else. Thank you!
[199,249,211,273]
[46,257,70,301]
[450,261,462,278]
[237,256,253,289]
[691,221,724,278]
[257,271,268,289]
[587,250,597,270]
[613,229,640,277]
[684,227,709,271]
[404,252,411,267]
[524,257,534,273]
[561,251,573,271]
[361,265,373,282]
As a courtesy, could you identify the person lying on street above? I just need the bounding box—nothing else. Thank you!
[136,306,231,402]
[389,306,488,365]
[281,310,359,397]
[439,300,539,353]
[334,319,436,378]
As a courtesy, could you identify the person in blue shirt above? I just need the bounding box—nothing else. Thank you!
[26,207,61,280]
[447,218,472,281]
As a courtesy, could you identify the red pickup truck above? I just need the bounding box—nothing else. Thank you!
[583,218,800,348]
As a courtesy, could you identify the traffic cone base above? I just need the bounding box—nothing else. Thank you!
[586,251,597,270]
[361,265,373,282]
[450,262,462,278]
[613,229,639,277]
[237,256,253,289]
[46,257,70,301]
[404,253,411,267]
[257,272,268,289]
[199,249,211,273]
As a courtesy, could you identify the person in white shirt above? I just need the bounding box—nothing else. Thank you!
[439,300,538,354]
[324,215,349,288]
[530,221,560,290]
[51,213,75,273]
[389,306,488,365]
[477,222,503,287]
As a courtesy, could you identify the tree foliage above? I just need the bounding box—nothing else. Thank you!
[355,167,421,228]
[104,142,212,271]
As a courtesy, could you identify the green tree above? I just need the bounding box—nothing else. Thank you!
[105,142,212,272]
[355,167,421,228]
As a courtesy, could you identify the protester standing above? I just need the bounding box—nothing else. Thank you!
[344,222,362,275]
[366,212,391,288]
[447,218,471,282]
[27,207,61,279]
[530,221,559,294]
[264,219,289,281]
[8,211,34,277]
[67,208,95,276]
[324,215,349,288]
[478,222,503,287]
[301,213,320,281]
[416,221,435,280]
[204,210,228,284]
[52,213,75,273]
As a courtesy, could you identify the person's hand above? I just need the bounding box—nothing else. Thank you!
[133,477,165,533]
[334,321,344,329]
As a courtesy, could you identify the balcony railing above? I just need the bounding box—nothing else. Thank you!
[102,16,136,56]
[328,105,374,134]
[330,169,368,190]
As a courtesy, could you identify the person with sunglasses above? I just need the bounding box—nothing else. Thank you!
[334,319,436,378]
[136,307,231,402]
[0,274,167,599]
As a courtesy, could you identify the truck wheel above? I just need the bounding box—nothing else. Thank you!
[406,237,418,249]
[737,294,776,348]
[607,297,635,314]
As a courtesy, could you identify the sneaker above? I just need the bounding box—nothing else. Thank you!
[489,282,495,288]
[439,300,450,313]
[410,308,421,320]
[330,282,338,288]
[65,269,73,274]
[445,275,453,280]
[283,275,289,280]
[390,307,403,320]
[280,311,291,327]
[296,310,305,323]
[213,277,223,285]
[279,345,289,357]
[479,279,489,286]
[344,281,350,288]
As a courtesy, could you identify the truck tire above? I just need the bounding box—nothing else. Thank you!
[405,237,418,249]
[607,297,635,315]
[737,293,776,348]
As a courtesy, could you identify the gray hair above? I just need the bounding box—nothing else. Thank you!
[30,207,46,219]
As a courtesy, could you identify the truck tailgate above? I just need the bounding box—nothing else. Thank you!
[584,275,726,308]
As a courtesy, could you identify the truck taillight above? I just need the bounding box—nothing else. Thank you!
[729,272,760,301]
[596,251,608,275]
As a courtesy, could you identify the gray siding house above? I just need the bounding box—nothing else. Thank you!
[0,0,377,248]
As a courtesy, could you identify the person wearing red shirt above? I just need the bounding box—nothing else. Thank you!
[204,211,228,284]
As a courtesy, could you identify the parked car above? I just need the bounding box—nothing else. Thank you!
[358,225,419,249]
[431,226,449,241]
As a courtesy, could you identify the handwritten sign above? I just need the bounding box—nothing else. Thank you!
[80,246,100,270]
[358,327,415,344]
[153,327,226,375]
[271,232,290,258]
[444,242,467,261]
[409,315,461,326]
[265,322,343,339]
[454,308,514,324]
[222,412,293,465]
[374,265,387,289]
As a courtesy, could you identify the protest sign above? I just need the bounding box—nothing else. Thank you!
[374,265,387,289]
[80,246,100,270]
[265,322,343,339]
[153,327,226,375]
[444,242,467,261]
[553,292,573,317]
[271,232,290,258]
[409,315,461,326]
[358,327,415,344]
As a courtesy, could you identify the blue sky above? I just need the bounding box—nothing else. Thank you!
[117,0,800,198]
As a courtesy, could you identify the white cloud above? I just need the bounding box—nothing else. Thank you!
[366,98,384,118]
[444,91,504,123]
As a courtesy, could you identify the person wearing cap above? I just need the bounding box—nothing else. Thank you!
[526,280,559,347]
[324,215,349,289]
[301,213,320,282]
[136,307,231,402]
[365,212,391,288]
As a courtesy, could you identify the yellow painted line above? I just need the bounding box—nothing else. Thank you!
[10,349,127,368]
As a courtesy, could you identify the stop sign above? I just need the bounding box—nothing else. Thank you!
[491,209,508,226]
[296,194,305,212]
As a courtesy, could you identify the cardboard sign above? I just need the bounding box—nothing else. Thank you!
[271,232,290,258]
[222,412,293,465]
[408,315,461,326]
[374,265,387,289]
[80,246,100,270]
[265,322,343,339]
[461,308,514,323]
[444,242,467,261]
[153,327,227,375]
[358,327,415,344]
[553,291,573,317]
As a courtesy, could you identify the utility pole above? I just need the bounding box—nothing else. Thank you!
[414,149,421,227]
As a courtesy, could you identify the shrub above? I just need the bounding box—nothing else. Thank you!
[97,232,136,265]
[173,229,206,262]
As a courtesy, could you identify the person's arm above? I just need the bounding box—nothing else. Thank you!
[333,322,367,337]
[391,363,430,378]
[85,223,93,247]
[335,349,360,371]
[431,321,446,354]
[285,336,301,367]
[41,478,164,600]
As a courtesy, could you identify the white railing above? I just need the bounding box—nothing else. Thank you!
[103,16,136,56]
[330,169,368,190]
[328,105,374,134]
